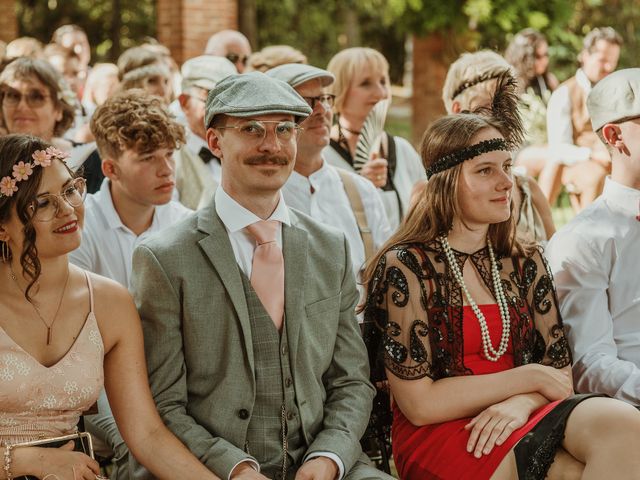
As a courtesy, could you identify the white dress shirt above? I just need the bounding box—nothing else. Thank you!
[282,159,391,275]
[546,178,640,404]
[323,135,426,230]
[186,127,223,183]
[70,178,192,287]
[546,68,593,165]
[214,186,345,479]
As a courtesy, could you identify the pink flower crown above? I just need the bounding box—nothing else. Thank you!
[0,147,71,199]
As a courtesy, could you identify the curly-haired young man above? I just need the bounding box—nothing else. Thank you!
[69,89,190,479]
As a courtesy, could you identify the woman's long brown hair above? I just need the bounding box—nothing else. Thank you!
[361,113,531,287]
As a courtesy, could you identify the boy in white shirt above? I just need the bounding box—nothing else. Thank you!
[69,89,191,478]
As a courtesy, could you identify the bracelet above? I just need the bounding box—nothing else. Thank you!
[3,444,13,480]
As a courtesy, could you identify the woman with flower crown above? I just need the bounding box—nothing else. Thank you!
[362,107,640,479]
[0,135,219,479]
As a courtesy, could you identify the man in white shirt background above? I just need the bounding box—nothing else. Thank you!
[541,27,623,210]
[547,68,640,406]
[174,55,237,209]
[69,89,190,477]
[267,64,391,286]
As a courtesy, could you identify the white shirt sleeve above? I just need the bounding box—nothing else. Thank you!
[68,227,96,272]
[547,232,640,404]
[304,452,345,480]
[546,86,591,165]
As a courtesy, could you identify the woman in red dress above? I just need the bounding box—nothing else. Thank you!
[362,106,640,479]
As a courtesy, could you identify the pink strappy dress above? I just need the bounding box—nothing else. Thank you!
[0,271,104,444]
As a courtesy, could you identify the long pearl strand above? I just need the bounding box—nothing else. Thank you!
[439,235,511,362]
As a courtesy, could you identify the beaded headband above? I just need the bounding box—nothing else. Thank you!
[426,138,510,179]
[0,147,70,198]
[451,69,508,100]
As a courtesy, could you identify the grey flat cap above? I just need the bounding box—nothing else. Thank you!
[181,55,237,92]
[204,71,312,128]
[266,63,335,88]
[588,68,640,131]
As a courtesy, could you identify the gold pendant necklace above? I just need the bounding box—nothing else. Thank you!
[9,266,70,346]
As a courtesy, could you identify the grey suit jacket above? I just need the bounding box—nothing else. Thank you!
[131,199,375,479]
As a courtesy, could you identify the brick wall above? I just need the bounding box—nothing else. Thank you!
[157,0,238,65]
[0,0,18,44]
[411,33,448,144]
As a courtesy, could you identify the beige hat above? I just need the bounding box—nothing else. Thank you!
[588,68,640,131]
[181,55,237,92]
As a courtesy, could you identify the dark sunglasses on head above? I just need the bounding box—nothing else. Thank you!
[226,53,249,67]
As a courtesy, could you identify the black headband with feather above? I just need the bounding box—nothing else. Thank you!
[427,69,525,179]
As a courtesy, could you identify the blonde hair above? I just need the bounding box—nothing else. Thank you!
[362,113,525,285]
[326,47,390,114]
[442,50,513,113]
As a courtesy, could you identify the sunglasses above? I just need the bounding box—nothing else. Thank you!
[1,88,52,109]
[302,94,335,110]
[226,53,249,67]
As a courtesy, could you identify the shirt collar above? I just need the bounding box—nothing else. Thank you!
[288,158,331,191]
[214,185,290,233]
[602,177,640,218]
[94,178,160,233]
[185,126,209,155]
[576,69,592,94]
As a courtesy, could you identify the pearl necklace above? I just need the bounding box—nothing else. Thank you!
[439,235,511,362]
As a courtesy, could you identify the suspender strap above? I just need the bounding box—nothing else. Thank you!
[336,169,374,261]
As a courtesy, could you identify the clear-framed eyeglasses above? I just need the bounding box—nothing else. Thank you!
[29,177,87,222]
[216,120,303,144]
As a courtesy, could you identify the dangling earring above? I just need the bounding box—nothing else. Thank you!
[1,241,10,263]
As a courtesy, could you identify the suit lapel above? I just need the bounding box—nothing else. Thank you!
[196,201,254,371]
[283,211,309,371]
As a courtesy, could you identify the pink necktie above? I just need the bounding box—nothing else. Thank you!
[246,220,285,330]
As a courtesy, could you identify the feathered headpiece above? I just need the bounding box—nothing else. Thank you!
[426,69,525,179]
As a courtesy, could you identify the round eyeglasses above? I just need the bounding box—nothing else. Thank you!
[216,120,302,144]
[29,177,87,222]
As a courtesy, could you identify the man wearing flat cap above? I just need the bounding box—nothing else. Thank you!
[547,68,640,406]
[267,64,391,299]
[131,72,381,480]
[174,55,237,209]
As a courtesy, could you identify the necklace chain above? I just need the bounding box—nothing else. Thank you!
[8,265,70,346]
[439,235,511,362]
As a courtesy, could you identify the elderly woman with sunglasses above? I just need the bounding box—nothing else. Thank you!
[0,57,77,151]
[0,135,218,480]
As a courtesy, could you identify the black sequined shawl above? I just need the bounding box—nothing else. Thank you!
[362,242,571,383]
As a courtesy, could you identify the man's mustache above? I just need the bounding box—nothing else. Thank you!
[244,155,290,166]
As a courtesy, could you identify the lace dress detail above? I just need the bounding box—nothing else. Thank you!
[0,272,104,444]
[363,242,573,479]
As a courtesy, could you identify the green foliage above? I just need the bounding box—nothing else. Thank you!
[16,0,156,63]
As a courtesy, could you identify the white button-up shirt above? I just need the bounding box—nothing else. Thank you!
[70,178,192,287]
[546,68,593,165]
[547,178,640,404]
[186,127,222,183]
[215,186,345,479]
[282,159,391,275]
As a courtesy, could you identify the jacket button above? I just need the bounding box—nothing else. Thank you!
[284,377,292,388]
[281,344,288,356]
[238,409,250,420]
[286,410,295,421]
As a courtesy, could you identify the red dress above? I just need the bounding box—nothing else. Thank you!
[392,305,561,480]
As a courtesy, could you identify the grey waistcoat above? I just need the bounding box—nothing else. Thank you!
[241,274,305,480]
